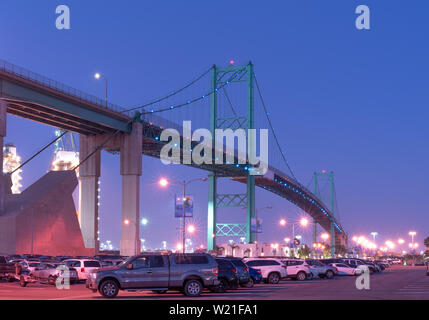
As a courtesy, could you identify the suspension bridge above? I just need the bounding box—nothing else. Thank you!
[0,58,347,256]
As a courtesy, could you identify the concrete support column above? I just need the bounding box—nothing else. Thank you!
[0,100,7,212]
[78,135,101,252]
[120,122,142,256]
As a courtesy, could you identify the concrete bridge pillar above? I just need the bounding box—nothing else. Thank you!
[78,135,101,252]
[120,122,142,256]
[0,100,7,212]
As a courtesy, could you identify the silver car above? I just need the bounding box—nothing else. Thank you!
[31,263,78,285]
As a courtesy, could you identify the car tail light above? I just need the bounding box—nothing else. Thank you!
[232,268,237,274]
[244,267,249,273]
[81,268,85,273]
[212,268,218,276]
[256,270,262,274]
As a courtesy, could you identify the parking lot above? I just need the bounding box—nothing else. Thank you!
[0,266,427,300]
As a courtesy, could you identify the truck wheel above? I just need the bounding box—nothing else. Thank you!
[99,280,119,298]
[183,280,202,297]
[325,270,334,279]
[19,276,27,287]
[268,272,280,284]
[296,271,306,281]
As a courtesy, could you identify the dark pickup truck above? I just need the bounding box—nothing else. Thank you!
[0,256,16,280]
[86,253,219,298]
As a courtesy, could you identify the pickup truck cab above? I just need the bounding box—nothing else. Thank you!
[86,252,219,298]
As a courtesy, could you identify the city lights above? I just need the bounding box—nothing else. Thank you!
[279,219,287,226]
[141,218,148,226]
[398,238,405,245]
[321,233,329,241]
[123,219,130,225]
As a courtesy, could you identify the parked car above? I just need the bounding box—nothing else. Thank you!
[305,259,336,279]
[342,258,376,273]
[247,267,263,287]
[222,257,250,287]
[63,259,101,281]
[100,259,124,268]
[329,263,363,276]
[7,255,22,261]
[281,259,311,281]
[215,258,239,291]
[23,262,78,286]
[243,258,287,284]
[16,260,41,274]
[86,253,219,298]
[320,258,345,265]
[0,255,16,280]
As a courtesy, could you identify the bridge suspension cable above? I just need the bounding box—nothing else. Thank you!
[121,66,214,114]
[253,72,297,180]
[123,68,246,115]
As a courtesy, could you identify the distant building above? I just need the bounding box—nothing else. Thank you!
[216,243,296,258]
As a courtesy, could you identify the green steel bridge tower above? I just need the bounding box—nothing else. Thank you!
[207,62,255,251]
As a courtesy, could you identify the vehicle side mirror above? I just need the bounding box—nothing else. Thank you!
[126,264,133,270]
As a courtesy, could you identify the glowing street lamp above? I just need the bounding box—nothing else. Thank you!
[187,224,196,234]
[397,238,405,245]
[370,232,378,242]
[158,177,207,253]
[141,218,148,226]
[300,218,309,227]
[279,217,309,252]
[409,231,417,243]
[94,72,108,107]
[159,178,169,187]
[321,233,329,241]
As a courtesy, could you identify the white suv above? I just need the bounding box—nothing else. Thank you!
[281,259,311,281]
[243,258,287,284]
[63,259,101,281]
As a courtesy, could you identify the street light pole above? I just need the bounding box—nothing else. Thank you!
[94,72,108,107]
[159,177,207,254]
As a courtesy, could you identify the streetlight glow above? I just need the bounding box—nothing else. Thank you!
[159,178,169,187]
[279,219,287,226]
[300,218,309,227]
[187,225,196,234]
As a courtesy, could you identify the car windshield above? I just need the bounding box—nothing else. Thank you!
[117,256,134,267]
